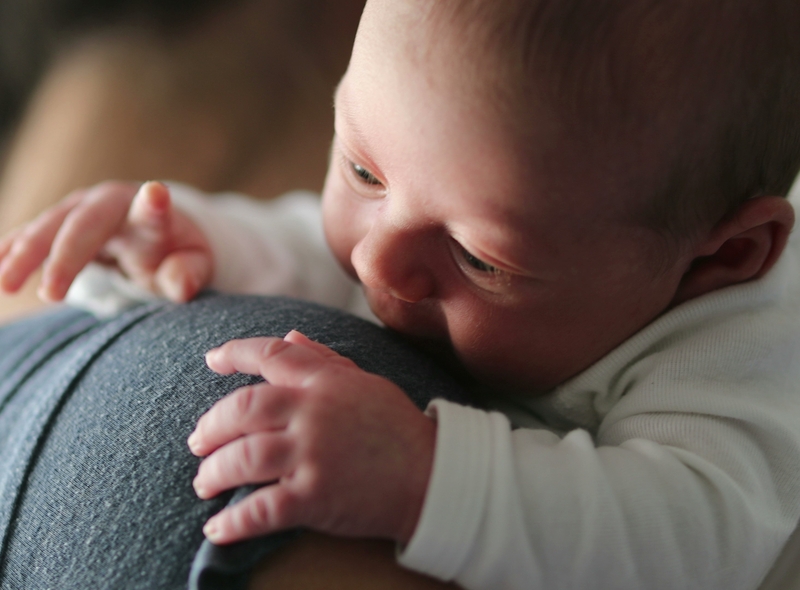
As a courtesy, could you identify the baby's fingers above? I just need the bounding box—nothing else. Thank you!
[206,335,356,386]
[283,330,355,364]
[189,383,297,457]
[193,431,294,500]
[202,484,302,545]
[0,229,22,292]
[43,183,137,300]
[0,229,19,265]
[80,182,171,281]
[0,192,84,294]
[126,181,172,237]
[155,249,213,303]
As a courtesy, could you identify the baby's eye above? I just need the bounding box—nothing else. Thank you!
[461,247,498,274]
[451,240,515,294]
[351,162,382,186]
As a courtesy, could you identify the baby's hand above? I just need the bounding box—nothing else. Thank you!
[189,330,436,546]
[0,181,213,303]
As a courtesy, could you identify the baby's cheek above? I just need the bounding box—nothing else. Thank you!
[444,302,553,391]
[321,212,349,270]
[322,189,366,281]
[325,222,359,280]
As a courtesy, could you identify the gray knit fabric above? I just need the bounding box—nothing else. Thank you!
[0,294,468,589]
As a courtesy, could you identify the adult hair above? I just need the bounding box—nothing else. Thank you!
[427,0,800,237]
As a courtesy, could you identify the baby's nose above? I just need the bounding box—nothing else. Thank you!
[351,223,435,303]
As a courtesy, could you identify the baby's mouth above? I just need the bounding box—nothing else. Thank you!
[362,287,476,385]
[363,287,443,338]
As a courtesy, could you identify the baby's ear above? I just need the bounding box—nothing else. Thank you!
[672,196,795,306]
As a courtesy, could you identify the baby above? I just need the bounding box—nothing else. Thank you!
[3,0,800,588]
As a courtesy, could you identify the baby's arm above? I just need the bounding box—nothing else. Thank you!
[188,281,800,590]
[1,181,365,317]
[189,331,436,545]
[0,181,213,303]
[193,373,798,590]
[166,186,363,314]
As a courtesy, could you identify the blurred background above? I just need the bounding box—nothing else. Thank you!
[0,0,365,320]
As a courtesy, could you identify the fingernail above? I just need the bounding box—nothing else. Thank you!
[187,432,199,451]
[193,480,207,498]
[37,283,53,302]
[204,519,222,542]
[163,276,188,303]
[40,275,65,301]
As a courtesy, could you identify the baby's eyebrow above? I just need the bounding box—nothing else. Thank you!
[333,82,370,148]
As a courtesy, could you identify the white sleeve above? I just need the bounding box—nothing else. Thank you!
[398,253,800,590]
[67,183,370,319]
[399,397,800,590]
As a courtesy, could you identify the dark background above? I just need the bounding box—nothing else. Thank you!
[0,0,232,142]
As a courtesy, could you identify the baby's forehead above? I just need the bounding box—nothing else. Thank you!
[353,1,655,211]
[359,0,800,239]
[364,0,627,154]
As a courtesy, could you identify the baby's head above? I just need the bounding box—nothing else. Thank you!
[322,0,800,393]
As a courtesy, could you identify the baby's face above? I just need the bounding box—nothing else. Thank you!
[322,0,691,393]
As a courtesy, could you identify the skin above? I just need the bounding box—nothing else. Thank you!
[0,0,795,578]
[320,0,793,395]
[323,0,693,394]
[246,531,457,590]
[0,181,212,304]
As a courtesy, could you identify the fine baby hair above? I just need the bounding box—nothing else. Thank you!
[426,0,800,237]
